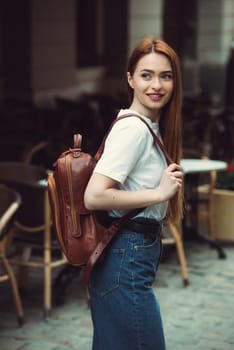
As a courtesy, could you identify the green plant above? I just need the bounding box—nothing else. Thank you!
[216,164,234,191]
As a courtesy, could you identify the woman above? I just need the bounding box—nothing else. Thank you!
[84,37,183,350]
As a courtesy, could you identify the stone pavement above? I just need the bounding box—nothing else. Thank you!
[0,241,234,350]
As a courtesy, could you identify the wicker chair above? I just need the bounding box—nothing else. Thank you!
[162,221,189,286]
[0,184,24,325]
[0,162,67,318]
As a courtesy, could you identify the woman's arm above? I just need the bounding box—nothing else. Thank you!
[84,163,183,211]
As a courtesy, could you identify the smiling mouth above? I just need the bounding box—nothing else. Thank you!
[147,93,164,101]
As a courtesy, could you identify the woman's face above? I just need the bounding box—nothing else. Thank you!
[127,52,174,121]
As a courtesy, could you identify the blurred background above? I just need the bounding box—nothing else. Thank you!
[0,0,233,166]
[0,2,234,343]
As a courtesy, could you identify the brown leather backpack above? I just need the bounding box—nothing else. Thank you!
[48,114,172,283]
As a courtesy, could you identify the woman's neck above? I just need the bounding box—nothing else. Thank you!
[128,104,160,123]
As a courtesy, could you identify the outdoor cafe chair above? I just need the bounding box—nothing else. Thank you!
[0,184,24,326]
[0,162,67,318]
[197,165,217,240]
[182,149,226,258]
[164,221,189,286]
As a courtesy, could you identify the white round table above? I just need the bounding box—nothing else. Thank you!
[181,159,227,174]
[180,158,227,259]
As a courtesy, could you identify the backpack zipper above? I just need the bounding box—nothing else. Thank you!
[65,154,78,232]
[48,174,66,253]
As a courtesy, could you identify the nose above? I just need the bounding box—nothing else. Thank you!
[151,77,162,90]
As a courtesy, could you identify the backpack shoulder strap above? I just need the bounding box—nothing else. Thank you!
[118,114,173,165]
[93,113,174,224]
[94,113,173,164]
[83,113,173,284]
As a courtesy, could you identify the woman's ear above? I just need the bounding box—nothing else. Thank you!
[127,72,134,89]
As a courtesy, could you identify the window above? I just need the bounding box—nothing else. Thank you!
[163,0,197,59]
[76,0,129,74]
[76,0,104,67]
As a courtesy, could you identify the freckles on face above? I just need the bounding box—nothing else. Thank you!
[128,52,174,115]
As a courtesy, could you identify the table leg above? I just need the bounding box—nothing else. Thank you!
[183,173,226,259]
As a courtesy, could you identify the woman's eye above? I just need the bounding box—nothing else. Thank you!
[141,73,151,80]
[161,73,173,80]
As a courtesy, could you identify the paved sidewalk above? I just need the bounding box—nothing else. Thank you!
[0,241,234,350]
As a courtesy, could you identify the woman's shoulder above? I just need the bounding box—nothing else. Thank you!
[113,109,149,134]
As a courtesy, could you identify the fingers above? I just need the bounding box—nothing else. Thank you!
[167,163,180,170]
[166,163,183,189]
[170,175,183,189]
[166,164,183,178]
[167,163,182,172]
[171,170,183,179]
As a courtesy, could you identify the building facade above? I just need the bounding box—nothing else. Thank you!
[0,0,233,108]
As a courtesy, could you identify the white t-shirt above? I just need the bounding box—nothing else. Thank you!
[94,109,168,221]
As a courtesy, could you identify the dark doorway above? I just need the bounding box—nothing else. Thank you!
[163,0,198,60]
[76,0,129,76]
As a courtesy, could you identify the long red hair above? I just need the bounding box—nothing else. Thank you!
[127,38,183,223]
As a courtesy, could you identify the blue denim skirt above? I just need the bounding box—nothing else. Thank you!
[88,226,166,350]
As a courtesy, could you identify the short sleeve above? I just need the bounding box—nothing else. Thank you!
[94,117,148,184]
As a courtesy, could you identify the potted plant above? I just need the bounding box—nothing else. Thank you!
[212,162,234,241]
[216,163,234,190]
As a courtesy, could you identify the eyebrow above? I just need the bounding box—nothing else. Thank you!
[140,69,173,74]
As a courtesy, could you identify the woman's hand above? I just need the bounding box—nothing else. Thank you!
[84,164,183,211]
[157,163,183,201]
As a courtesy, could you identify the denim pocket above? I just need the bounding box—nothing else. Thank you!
[89,247,125,297]
[136,234,161,249]
[134,234,162,273]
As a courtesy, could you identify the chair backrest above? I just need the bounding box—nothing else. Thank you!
[0,162,48,227]
[0,185,21,239]
[22,141,48,164]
